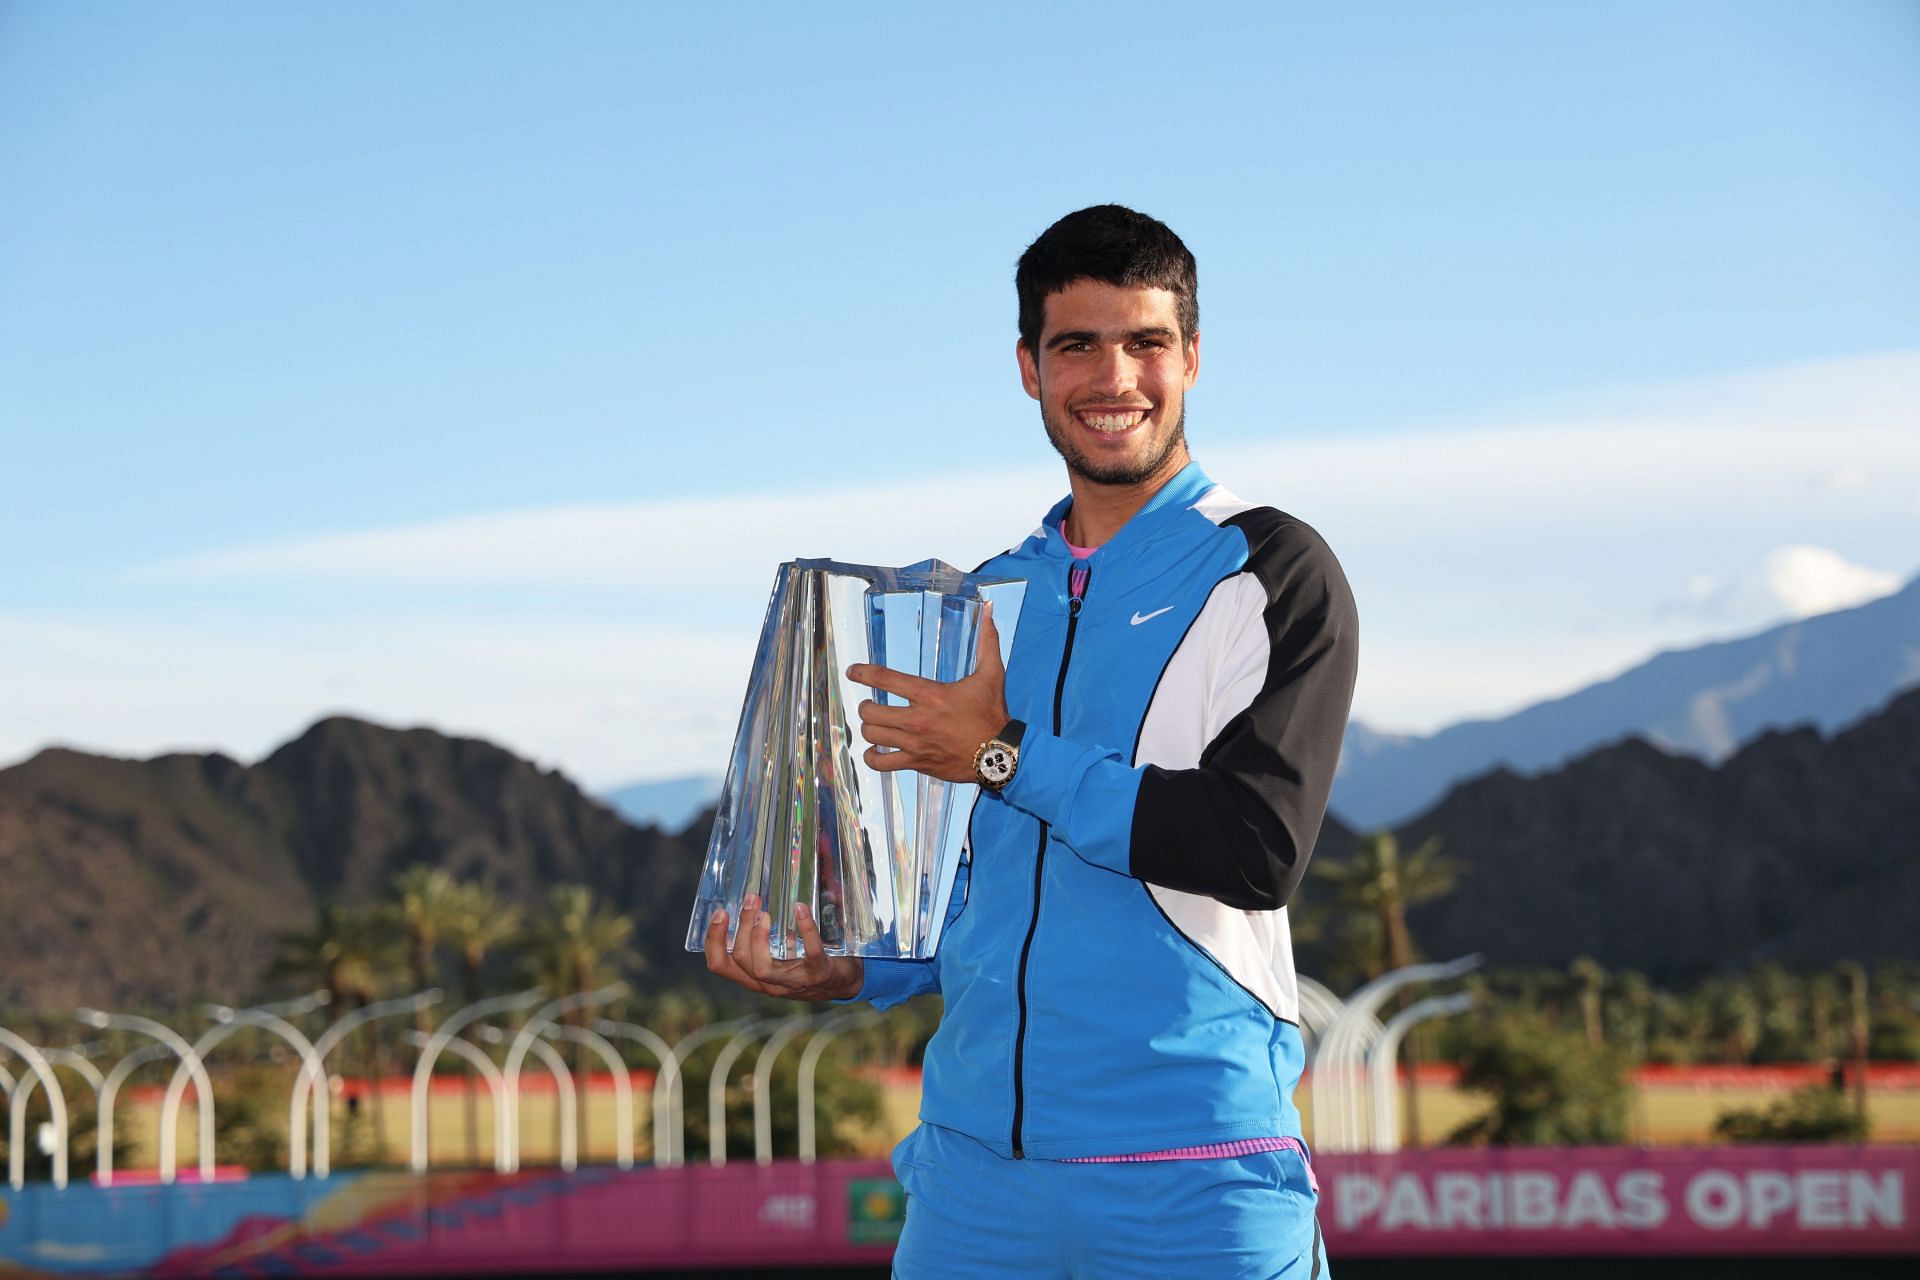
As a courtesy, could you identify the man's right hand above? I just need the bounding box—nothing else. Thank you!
[703,895,865,1002]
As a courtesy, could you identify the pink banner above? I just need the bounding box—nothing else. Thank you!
[4,1147,1915,1274]
[1316,1145,1919,1257]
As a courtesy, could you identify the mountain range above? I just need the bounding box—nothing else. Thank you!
[603,774,724,831]
[1329,573,1920,828]
[1306,685,1920,983]
[0,718,708,1012]
[1,685,1914,1010]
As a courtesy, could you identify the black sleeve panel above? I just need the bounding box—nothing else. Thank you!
[1129,509,1359,910]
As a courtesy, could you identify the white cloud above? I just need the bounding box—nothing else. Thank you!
[147,349,1920,592]
[1814,469,1868,494]
[1760,545,1902,618]
[150,468,1067,593]
[1661,544,1904,624]
[11,348,1917,778]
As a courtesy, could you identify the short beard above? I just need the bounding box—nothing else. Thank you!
[1041,400,1188,487]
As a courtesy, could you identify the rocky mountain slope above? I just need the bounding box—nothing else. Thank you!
[1332,573,1920,827]
[0,717,707,1010]
[1378,686,1920,982]
[4,688,1911,1010]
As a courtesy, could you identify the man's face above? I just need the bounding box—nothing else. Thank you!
[1017,279,1200,489]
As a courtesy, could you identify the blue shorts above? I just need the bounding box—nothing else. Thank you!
[890,1123,1330,1279]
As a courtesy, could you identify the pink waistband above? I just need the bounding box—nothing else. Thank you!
[1060,1135,1317,1192]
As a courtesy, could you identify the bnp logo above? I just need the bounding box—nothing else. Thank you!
[847,1178,906,1244]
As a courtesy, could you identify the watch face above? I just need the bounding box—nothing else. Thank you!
[978,743,1016,786]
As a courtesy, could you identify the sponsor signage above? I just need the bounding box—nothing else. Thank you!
[0,1148,1912,1274]
[1317,1146,1917,1257]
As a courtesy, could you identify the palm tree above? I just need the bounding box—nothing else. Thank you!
[1750,965,1805,1064]
[270,904,401,1159]
[1614,970,1653,1060]
[1311,831,1462,1145]
[523,885,638,1163]
[1570,957,1607,1046]
[446,881,525,1005]
[1839,962,1870,1123]
[1808,972,1837,1066]
[524,884,639,1000]
[1704,978,1762,1065]
[390,866,462,1035]
[271,904,384,1012]
[1613,969,1654,1140]
[1311,832,1460,979]
[442,880,523,1164]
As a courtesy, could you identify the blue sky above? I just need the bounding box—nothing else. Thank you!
[2,1,1916,787]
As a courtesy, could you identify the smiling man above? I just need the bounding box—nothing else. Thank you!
[1025,275,1196,494]
[707,205,1357,1277]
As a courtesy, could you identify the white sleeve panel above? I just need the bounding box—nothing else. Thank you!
[1190,485,1257,524]
[1147,880,1299,1022]
[1135,569,1299,1023]
[1134,572,1270,768]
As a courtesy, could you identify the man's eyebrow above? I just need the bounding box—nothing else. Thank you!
[1043,326,1178,350]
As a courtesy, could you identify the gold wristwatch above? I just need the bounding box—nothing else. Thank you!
[972,719,1026,792]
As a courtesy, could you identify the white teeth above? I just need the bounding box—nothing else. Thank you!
[1083,412,1144,432]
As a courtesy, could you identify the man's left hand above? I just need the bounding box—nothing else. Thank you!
[851,604,1008,784]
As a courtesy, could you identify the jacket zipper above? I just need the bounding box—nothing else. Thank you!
[1011,560,1089,1158]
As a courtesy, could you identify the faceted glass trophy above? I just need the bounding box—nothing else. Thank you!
[685,558,1027,961]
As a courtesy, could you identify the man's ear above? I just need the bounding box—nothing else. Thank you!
[1016,338,1042,401]
[1184,329,1201,390]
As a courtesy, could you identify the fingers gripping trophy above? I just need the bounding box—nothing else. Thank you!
[688,558,1026,1002]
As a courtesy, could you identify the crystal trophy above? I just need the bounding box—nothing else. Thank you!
[685,558,1027,961]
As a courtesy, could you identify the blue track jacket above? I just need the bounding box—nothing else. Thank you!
[855,462,1359,1160]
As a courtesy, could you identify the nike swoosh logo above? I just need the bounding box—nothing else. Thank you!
[1131,607,1174,626]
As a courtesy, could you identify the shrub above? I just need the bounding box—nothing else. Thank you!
[1445,1009,1631,1146]
[1869,1010,1920,1063]
[1712,1084,1867,1144]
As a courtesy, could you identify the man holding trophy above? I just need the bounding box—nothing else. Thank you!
[705,205,1357,1277]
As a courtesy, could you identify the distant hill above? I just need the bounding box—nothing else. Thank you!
[5,689,1912,1011]
[1332,573,1920,827]
[1367,685,1920,983]
[0,717,709,1011]
[602,774,721,833]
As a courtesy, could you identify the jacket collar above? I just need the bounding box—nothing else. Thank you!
[1038,460,1214,560]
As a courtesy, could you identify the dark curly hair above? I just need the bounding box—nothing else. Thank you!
[1015,205,1198,353]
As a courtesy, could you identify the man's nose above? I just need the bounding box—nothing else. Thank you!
[1091,346,1135,397]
